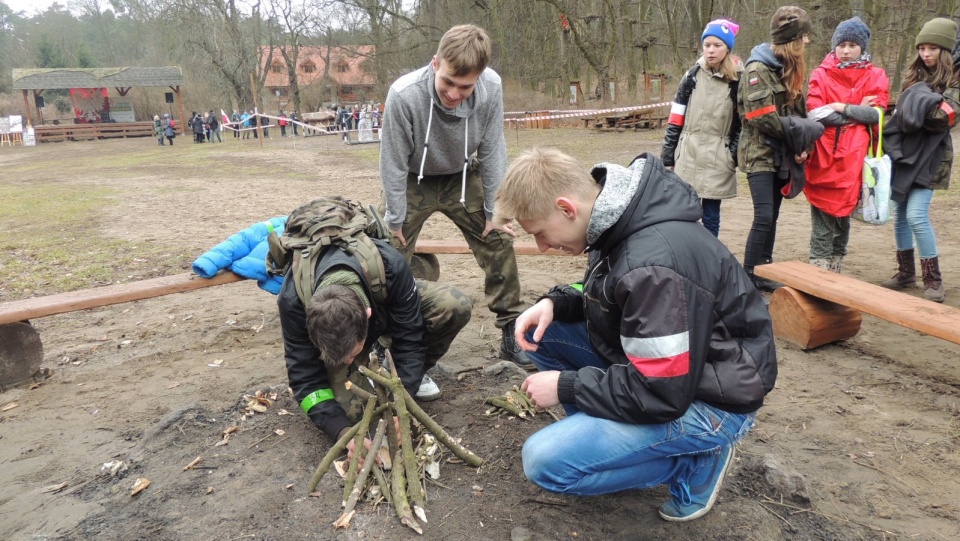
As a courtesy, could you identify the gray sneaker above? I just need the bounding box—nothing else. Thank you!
[415,374,441,401]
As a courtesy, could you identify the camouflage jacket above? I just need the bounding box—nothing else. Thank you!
[737,44,807,174]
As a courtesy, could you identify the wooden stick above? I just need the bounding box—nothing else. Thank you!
[343,396,379,506]
[335,419,387,529]
[362,364,424,514]
[306,403,389,493]
[368,351,400,461]
[362,365,484,468]
[391,450,422,535]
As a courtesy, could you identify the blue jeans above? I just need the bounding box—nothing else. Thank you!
[893,188,938,259]
[522,321,755,496]
[701,198,721,237]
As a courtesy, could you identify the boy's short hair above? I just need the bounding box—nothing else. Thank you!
[495,147,596,222]
[306,284,368,366]
[437,24,491,76]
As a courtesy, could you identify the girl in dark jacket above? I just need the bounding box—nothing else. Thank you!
[880,18,960,302]
[737,6,811,291]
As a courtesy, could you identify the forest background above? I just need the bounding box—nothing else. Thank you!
[0,0,958,122]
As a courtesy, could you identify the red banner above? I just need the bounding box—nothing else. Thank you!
[69,88,110,123]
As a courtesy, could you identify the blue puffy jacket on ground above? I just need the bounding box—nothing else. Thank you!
[192,217,287,294]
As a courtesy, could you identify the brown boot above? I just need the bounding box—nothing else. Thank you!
[921,256,945,303]
[880,249,917,289]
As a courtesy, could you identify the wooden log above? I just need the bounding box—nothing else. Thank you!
[756,261,960,345]
[0,271,245,325]
[0,321,44,389]
[413,240,570,257]
[768,286,862,350]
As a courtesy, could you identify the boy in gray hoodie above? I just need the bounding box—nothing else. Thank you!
[378,24,529,368]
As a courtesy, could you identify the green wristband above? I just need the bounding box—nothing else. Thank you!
[299,388,335,414]
[570,283,584,292]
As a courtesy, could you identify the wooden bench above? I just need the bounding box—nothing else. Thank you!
[0,240,572,388]
[754,261,960,349]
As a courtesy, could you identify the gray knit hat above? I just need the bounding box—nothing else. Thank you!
[915,17,959,51]
[771,6,812,45]
[832,17,870,51]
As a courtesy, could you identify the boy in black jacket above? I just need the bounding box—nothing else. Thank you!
[277,228,472,454]
[495,147,777,522]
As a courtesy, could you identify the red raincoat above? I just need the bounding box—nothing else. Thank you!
[804,52,889,217]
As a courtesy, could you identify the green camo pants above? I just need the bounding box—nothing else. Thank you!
[329,279,473,423]
[380,170,525,328]
[809,205,850,260]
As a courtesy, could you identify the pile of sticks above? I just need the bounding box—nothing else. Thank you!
[307,350,484,534]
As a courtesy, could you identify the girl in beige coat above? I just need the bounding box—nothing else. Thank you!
[661,19,743,237]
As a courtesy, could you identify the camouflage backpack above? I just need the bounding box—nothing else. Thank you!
[266,196,391,306]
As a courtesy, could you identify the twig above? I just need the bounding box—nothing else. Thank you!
[182,456,203,471]
[368,351,401,461]
[361,365,484,468]
[758,501,794,528]
[343,396,379,505]
[345,380,376,401]
[247,434,274,449]
[372,463,393,506]
[391,449,423,535]
[307,403,389,492]
[335,419,387,529]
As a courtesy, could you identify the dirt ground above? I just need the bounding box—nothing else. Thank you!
[1,127,959,541]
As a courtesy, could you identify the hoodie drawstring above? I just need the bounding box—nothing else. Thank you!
[417,101,435,184]
[418,99,470,209]
[460,117,469,206]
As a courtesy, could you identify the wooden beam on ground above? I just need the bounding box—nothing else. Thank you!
[755,261,960,346]
[0,271,245,325]
[414,240,570,257]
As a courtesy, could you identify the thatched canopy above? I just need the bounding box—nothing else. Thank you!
[12,67,184,90]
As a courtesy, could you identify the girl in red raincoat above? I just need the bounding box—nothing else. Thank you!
[804,17,889,273]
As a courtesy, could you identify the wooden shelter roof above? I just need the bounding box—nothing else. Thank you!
[12,67,184,90]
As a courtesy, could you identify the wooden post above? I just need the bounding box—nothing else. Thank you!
[250,72,264,148]
[172,85,186,135]
[21,90,31,128]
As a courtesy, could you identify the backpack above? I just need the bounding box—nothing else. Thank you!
[266,196,391,306]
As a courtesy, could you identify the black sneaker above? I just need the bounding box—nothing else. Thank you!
[500,321,536,370]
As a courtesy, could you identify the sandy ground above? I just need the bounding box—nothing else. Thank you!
[0,128,958,541]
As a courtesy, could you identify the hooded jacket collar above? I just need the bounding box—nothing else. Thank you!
[744,43,782,71]
[586,155,702,251]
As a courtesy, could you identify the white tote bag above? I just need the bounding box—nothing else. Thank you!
[854,108,892,225]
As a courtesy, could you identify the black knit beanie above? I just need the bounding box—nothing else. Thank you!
[832,17,870,51]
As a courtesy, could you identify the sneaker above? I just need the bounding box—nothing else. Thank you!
[500,321,536,370]
[658,446,735,522]
[415,374,441,401]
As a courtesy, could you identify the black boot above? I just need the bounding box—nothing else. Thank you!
[746,262,782,292]
[921,256,945,303]
[880,249,917,290]
[500,321,535,370]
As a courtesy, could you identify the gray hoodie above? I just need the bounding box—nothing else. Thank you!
[379,63,508,231]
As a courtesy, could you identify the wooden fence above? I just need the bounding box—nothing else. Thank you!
[34,122,155,143]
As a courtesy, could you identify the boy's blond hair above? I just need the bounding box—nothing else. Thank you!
[438,24,492,76]
[495,147,596,222]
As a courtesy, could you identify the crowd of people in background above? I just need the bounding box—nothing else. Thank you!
[663,7,958,303]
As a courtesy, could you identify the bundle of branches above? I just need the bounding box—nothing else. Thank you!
[483,385,538,418]
[307,350,484,534]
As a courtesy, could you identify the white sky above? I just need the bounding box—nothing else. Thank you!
[4,0,71,16]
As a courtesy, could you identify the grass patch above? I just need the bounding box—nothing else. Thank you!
[0,183,166,298]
